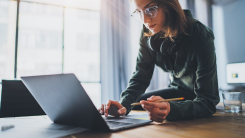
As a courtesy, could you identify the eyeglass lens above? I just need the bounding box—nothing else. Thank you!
[132,6,158,21]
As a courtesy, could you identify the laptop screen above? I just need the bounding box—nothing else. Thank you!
[226,62,245,84]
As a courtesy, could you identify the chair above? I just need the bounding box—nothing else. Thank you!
[0,80,46,118]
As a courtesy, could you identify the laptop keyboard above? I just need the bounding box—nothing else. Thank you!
[106,121,134,128]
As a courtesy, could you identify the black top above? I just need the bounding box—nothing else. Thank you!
[149,33,182,69]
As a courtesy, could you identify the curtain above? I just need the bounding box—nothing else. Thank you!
[212,0,239,5]
[100,0,131,103]
[190,0,239,29]
[193,0,213,28]
[187,0,196,17]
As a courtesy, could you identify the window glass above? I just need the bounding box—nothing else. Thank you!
[0,1,16,80]
[17,2,63,78]
[179,0,188,9]
[20,0,101,11]
[63,8,100,82]
[82,83,101,108]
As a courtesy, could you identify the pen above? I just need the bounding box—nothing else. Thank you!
[131,97,185,106]
[1,125,15,131]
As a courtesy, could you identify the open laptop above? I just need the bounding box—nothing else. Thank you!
[21,73,152,131]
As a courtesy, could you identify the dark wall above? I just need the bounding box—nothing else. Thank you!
[212,0,245,102]
[224,1,245,64]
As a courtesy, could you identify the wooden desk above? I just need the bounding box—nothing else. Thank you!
[65,104,245,138]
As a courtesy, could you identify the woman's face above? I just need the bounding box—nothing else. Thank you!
[132,0,166,34]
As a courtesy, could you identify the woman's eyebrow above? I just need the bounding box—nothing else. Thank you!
[144,2,155,9]
[135,2,155,11]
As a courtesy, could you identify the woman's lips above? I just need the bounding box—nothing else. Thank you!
[149,24,156,29]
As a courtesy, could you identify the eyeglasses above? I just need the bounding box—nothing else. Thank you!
[131,5,159,21]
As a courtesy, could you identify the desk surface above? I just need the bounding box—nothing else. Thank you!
[64,104,245,138]
[1,104,244,138]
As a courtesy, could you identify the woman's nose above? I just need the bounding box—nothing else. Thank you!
[143,13,151,24]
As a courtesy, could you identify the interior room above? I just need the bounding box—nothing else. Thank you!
[0,0,245,137]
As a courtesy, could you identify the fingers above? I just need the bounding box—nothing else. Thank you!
[140,95,165,110]
[148,112,165,122]
[141,100,168,110]
[111,101,124,109]
[146,110,165,123]
[152,116,166,123]
[147,108,168,123]
[99,104,105,115]
[117,107,127,115]
[143,101,171,123]
[147,95,164,102]
[104,100,125,117]
[105,100,123,110]
[104,100,112,117]
[147,108,168,117]
[106,100,112,109]
[141,97,170,123]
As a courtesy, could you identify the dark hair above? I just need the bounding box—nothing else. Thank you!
[143,0,192,41]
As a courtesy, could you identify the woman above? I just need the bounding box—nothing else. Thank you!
[99,0,220,122]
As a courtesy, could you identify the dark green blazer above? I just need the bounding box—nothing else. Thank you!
[119,10,220,121]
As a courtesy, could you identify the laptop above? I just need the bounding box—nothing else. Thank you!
[20,73,152,131]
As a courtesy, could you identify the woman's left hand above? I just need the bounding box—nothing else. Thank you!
[140,96,171,123]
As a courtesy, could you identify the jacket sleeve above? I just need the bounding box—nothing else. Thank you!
[166,37,220,121]
[119,27,155,115]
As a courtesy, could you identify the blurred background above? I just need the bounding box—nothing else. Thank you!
[0,0,245,108]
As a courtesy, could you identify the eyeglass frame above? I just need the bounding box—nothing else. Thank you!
[131,4,160,21]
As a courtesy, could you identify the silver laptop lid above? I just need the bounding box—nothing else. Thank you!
[21,73,109,130]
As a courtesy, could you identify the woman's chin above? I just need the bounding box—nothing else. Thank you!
[150,28,161,34]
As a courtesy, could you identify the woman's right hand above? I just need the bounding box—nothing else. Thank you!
[98,100,127,117]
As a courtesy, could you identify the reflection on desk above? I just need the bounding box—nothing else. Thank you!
[0,116,88,138]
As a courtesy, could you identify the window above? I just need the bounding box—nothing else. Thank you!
[0,0,16,81]
[0,0,101,108]
[17,2,63,77]
[63,8,100,82]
